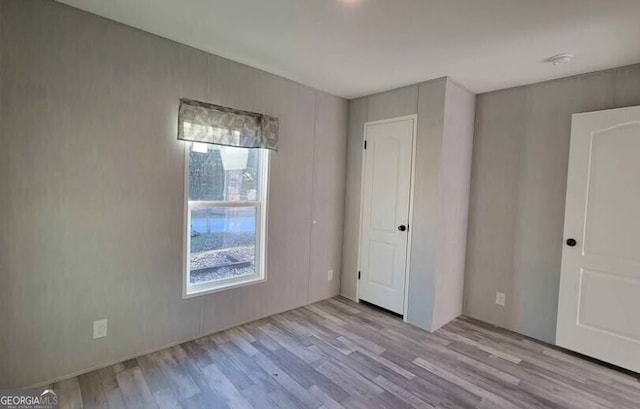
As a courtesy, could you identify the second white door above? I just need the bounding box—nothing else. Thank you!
[358,117,415,315]
[557,105,640,372]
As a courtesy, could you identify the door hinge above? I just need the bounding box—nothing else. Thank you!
[363,140,367,149]
[358,271,361,280]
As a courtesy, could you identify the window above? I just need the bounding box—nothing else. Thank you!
[184,142,269,297]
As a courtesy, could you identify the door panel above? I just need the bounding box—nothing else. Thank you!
[359,117,414,315]
[557,106,640,372]
[368,242,396,287]
[583,123,640,262]
[578,269,640,341]
[371,137,401,231]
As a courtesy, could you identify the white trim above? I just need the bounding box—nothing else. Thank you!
[182,142,190,298]
[356,114,417,320]
[189,201,262,209]
[184,275,267,298]
[355,124,367,304]
[363,114,418,127]
[403,116,418,322]
[182,145,270,299]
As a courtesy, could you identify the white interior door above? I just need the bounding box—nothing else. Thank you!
[358,117,414,315]
[557,105,640,372]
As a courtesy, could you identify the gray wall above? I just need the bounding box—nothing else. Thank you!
[464,64,640,343]
[341,78,474,332]
[405,79,446,330]
[0,0,347,387]
[430,81,475,330]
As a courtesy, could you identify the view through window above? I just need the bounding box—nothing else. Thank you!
[185,142,268,296]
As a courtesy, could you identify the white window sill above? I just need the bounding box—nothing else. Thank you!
[183,275,266,299]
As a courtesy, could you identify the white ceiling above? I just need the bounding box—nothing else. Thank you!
[57,0,640,99]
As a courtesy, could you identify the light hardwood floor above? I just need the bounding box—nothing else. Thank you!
[51,297,640,409]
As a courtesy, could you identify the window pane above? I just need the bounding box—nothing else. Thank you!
[189,206,257,284]
[188,143,261,202]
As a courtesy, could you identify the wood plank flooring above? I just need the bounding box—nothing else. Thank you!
[52,297,640,409]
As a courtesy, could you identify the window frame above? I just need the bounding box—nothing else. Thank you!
[182,143,270,298]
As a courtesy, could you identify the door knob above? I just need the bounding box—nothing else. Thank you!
[566,238,577,247]
[398,225,407,232]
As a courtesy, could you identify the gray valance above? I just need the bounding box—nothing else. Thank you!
[178,98,279,151]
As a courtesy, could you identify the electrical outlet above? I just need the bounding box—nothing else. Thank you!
[93,319,108,339]
[495,292,506,307]
[328,269,334,281]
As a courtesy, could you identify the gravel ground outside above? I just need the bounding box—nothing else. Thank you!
[190,245,255,284]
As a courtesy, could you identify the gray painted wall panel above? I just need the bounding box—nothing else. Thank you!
[465,65,640,343]
[613,64,640,108]
[367,85,419,122]
[431,81,475,330]
[309,92,348,303]
[405,79,446,329]
[464,88,526,330]
[0,0,347,387]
